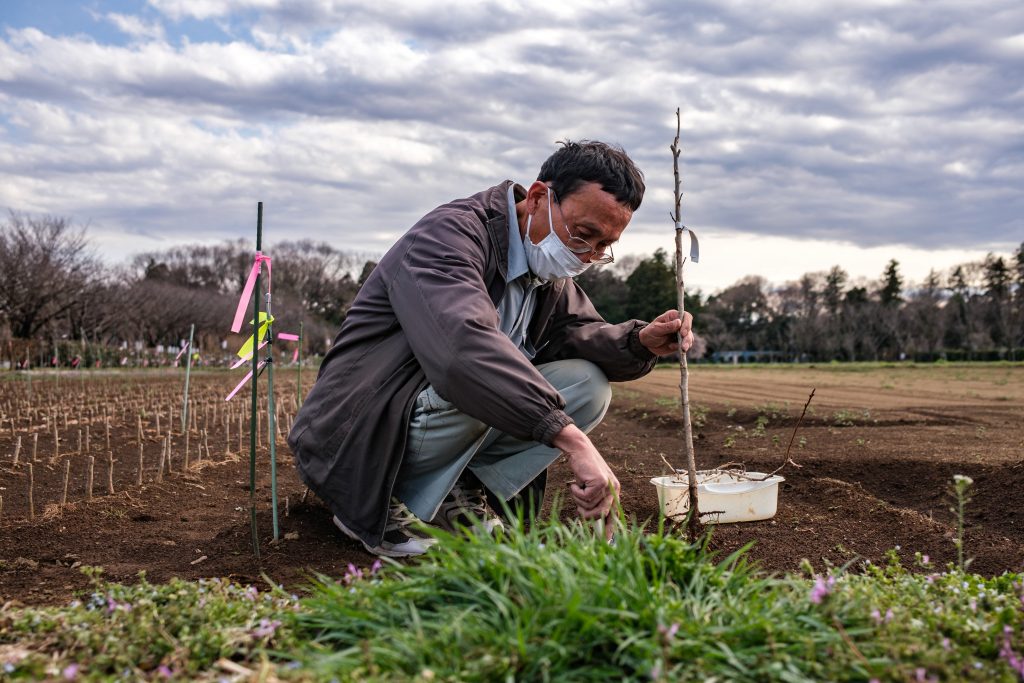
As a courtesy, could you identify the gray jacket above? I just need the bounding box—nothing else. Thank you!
[288,181,657,546]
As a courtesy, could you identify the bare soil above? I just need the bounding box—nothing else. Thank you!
[1,363,1022,606]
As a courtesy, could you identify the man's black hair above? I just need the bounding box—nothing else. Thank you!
[537,139,645,211]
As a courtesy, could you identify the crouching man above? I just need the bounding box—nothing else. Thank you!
[288,140,693,557]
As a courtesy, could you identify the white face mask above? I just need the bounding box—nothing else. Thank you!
[523,187,592,282]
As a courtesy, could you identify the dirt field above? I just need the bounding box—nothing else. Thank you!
[2,363,1022,605]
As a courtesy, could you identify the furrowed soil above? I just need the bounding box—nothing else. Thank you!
[1,363,1022,606]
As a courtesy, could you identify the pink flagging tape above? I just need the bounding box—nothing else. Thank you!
[225,359,267,401]
[278,332,299,341]
[175,342,191,361]
[231,340,269,369]
[292,348,299,363]
[230,253,272,333]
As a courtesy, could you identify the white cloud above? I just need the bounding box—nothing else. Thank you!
[105,13,167,42]
[0,0,1021,293]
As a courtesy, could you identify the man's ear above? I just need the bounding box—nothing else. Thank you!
[525,181,549,213]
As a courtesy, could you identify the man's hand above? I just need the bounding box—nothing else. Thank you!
[639,309,694,357]
[552,424,619,537]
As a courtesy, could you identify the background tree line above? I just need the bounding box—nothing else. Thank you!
[1,212,1021,367]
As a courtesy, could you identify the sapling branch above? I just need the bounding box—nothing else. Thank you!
[757,388,814,480]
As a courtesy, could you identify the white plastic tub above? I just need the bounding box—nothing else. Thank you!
[650,470,784,523]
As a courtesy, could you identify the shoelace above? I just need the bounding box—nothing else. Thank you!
[450,484,487,518]
[385,500,421,531]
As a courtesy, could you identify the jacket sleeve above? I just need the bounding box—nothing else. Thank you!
[534,279,658,382]
[378,208,573,446]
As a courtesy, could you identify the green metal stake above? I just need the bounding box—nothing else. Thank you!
[265,290,279,541]
[296,321,304,410]
[250,203,262,559]
[181,323,195,433]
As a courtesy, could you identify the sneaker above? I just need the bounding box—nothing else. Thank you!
[332,499,438,558]
[431,478,505,535]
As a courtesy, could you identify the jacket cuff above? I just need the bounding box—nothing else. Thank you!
[628,322,657,361]
[533,409,574,446]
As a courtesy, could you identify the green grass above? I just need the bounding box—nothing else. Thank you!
[3,517,1023,681]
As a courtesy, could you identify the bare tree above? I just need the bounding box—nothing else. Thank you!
[0,213,100,340]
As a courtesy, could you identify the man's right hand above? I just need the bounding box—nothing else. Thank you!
[552,424,620,526]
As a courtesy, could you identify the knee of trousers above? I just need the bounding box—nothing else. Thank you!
[540,359,612,431]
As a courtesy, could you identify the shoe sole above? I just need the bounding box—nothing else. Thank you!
[332,515,435,558]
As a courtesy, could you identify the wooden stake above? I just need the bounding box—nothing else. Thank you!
[77,429,82,456]
[12,435,21,466]
[86,456,95,501]
[85,425,90,453]
[105,418,110,452]
[166,434,173,473]
[137,414,143,445]
[137,441,144,486]
[61,459,71,505]
[155,412,161,438]
[184,428,190,471]
[53,425,60,461]
[32,432,38,462]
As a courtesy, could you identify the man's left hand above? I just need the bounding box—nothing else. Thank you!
[639,310,694,357]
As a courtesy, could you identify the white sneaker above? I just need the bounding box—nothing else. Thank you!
[332,499,438,558]
[431,479,505,535]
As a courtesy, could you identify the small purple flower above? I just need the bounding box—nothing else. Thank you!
[252,618,282,639]
[370,559,383,575]
[657,622,680,641]
[343,562,365,585]
[1001,626,1024,678]
[809,576,836,604]
[158,664,173,679]
[942,637,951,651]
[63,664,79,680]
[921,554,930,565]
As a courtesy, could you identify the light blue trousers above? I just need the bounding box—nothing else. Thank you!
[395,359,612,522]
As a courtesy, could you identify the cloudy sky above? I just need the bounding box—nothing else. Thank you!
[1,0,1021,293]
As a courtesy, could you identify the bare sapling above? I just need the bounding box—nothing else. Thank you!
[105,418,110,452]
[165,434,173,473]
[31,432,38,462]
[137,414,143,445]
[61,459,71,505]
[184,427,191,470]
[107,451,115,495]
[53,425,60,462]
[12,435,21,466]
[28,463,35,520]
[137,442,144,486]
[85,425,90,453]
[670,108,702,541]
[156,439,166,483]
[86,456,95,501]
[77,429,82,456]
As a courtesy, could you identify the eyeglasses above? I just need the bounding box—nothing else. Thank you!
[549,188,615,265]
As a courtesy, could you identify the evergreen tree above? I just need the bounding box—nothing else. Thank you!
[879,259,903,306]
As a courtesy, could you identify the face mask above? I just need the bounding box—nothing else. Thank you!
[523,187,592,281]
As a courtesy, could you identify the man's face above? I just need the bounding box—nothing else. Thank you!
[526,181,631,263]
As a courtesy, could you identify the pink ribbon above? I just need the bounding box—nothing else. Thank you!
[278,332,299,341]
[230,253,272,333]
[175,342,190,361]
[231,340,269,369]
[292,348,299,363]
[225,359,267,401]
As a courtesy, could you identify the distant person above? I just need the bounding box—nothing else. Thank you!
[289,140,694,557]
